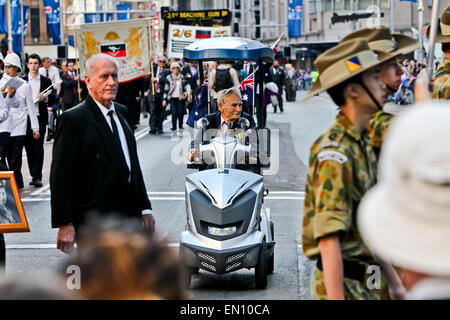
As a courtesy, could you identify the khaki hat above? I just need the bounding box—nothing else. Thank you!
[358,102,450,277]
[305,38,389,100]
[3,53,21,72]
[426,5,450,43]
[341,26,419,59]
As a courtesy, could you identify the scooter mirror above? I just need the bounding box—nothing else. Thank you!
[197,118,209,129]
[238,117,250,130]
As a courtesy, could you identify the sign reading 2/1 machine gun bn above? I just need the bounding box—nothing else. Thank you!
[167,24,231,59]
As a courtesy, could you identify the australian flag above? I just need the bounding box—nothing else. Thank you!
[187,75,209,128]
[239,71,254,107]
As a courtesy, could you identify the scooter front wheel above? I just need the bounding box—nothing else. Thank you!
[254,240,267,289]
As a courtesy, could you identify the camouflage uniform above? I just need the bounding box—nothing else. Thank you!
[366,111,395,160]
[303,111,387,300]
[432,57,450,100]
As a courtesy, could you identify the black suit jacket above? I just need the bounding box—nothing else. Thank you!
[268,66,286,94]
[21,74,55,125]
[60,72,79,105]
[50,95,151,230]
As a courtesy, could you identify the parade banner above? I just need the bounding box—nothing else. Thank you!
[11,0,29,52]
[167,24,231,59]
[43,0,61,45]
[75,19,151,83]
[288,0,302,38]
[0,0,7,34]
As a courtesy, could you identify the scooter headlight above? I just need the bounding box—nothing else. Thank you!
[207,225,237,237]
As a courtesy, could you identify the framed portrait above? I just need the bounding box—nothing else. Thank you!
[0,172,29,233]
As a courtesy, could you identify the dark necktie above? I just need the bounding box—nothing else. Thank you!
[107,110,129,174]
[46,69,49,78]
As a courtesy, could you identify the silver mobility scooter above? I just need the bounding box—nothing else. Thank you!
[179,38,275,289]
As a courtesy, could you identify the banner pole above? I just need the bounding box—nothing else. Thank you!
[148,18,155,99]
[73,26,82,102]
[426,0,441,82]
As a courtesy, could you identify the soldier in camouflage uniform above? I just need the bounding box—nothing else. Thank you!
[302,39,391,300]
[431,6,450,100]
[341,27,418,154]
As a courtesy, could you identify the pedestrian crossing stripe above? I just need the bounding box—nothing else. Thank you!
[345,56,362,72]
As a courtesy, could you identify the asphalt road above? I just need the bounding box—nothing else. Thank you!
[4,90,337,300]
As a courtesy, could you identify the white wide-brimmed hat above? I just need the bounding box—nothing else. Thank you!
[3,53,21,72]
[358,102,450,277]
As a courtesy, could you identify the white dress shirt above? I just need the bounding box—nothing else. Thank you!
[27,73,45,116]
[93,99,152,216]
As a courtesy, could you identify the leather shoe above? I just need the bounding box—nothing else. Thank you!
[158,130,164,134]
[149,130,156,134]
[33,179,43,188]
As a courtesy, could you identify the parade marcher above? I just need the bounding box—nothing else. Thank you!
[22,54,55,188]
[302,39,391,300]
[341,27,419,155]
[40,57,61,142]
[358,103,450,300]
[3,53,40,189]
[209,61,240,114]
[0,53,12,166]
[267,60,286,112]
[0,58,12,273]
[429,5,450,100]
[164,62,190,133]
[50,54,155,254]
[39,57,62,96]
[285,64,297,102]
[59,61,79,111]
[181,61,198,114]
[146,55,170,134]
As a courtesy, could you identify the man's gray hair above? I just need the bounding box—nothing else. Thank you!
[217,87,242,105]
[85,54,119,75]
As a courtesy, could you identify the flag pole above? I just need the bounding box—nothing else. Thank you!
[148,18,155,99]
[426,0,441,82]
[73,25,82,102]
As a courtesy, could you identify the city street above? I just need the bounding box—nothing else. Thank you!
[4,91,337,300]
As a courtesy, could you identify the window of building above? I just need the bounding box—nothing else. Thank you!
[309,0,317,14]
[30,7,40,39]
[358,0,374,10]
[334,0,351,11]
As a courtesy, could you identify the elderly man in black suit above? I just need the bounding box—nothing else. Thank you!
[50,54,155,254]
[22,54,56,188]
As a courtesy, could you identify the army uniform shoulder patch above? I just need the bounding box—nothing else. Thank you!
[317,150,348,164]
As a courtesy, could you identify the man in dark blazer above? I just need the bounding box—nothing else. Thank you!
[51,54,155,254]
[187,87,259,174]
[267,60,286,113]
[144,55,170,134]
[22,54,56,187]
[59,61,79,111]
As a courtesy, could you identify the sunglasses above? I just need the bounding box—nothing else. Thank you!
[158,60,165,62]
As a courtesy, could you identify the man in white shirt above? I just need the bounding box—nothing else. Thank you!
[2,53,40,189]
[23,54,55,188]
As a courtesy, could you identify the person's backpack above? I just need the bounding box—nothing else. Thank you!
[213,67,233,92]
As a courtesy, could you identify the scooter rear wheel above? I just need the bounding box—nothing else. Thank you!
[254,240,267,289]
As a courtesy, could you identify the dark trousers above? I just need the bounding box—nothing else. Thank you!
[274,92,284,112]
[170,98,185,130]
[148,94,165,132]
[210,98,218,114]
[7,135,26,188]
[256,105,267,129]
[0,132,10,167]
[24,116,46,181]
[0,234,4,272]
